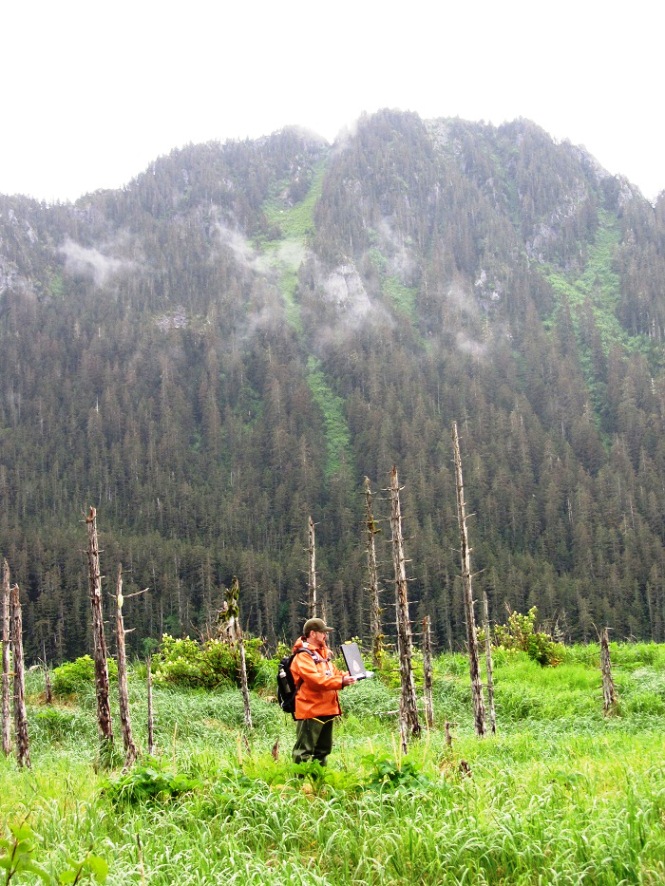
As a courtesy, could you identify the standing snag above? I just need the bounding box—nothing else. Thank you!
[363,478,385,671]
[146,656,155,757]
[307,516,318,619]
[219,577,252,731]
[452,422,486,738]
[422,616,434,729]
[115,564,138,768]
[388,466,421,751]
[11,583,30,769]
[599,627,618,714]
[482,591,497,735]
[85,506,114,750]
[2,559,11,756]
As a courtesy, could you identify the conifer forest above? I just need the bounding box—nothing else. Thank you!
[2,110,665,662]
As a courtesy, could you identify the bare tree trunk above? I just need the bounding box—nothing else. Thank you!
[388,466,421,751]
[364,478,384,670]
[219,577,252,730]
[115,565,138,768]
[42,641,53,706]
[600,627,618,714]
[238,636,253,731]
[452,423,486,738]
[422,616,434,729]
[2,559,11,756]
[146,656,155,757]
[307,516,318,619]
[482,591,496,735]
[11,584,30,769]
[85,507,113,750]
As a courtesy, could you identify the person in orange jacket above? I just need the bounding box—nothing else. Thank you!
[290,617,357,766]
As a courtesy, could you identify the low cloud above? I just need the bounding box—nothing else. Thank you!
[455,331,488,359]
[60,239,132,287]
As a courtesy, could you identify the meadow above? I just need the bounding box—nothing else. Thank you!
[2,643,665,884]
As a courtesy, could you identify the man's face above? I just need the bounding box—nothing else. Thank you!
[309,629,327,648]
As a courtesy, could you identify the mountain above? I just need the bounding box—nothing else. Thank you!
[2,110,665,662]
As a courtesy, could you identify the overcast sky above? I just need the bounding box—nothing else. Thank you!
[2,0,662,204]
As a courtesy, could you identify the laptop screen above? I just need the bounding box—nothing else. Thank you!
[340,642,368,678]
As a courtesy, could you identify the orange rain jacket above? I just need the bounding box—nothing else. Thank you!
[290,637,348,720]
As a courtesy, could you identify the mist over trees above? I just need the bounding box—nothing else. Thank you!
[1,110,665,662]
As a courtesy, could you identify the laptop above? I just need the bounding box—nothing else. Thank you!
[340,642,373,679]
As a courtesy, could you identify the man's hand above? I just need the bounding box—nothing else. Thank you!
[342,675,357,687]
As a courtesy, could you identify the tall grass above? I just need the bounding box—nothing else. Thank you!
[2,645,665,883]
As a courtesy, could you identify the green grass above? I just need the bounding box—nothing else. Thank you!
[257,163,326,336]
[262,163,326,242]
[306,355,353,479]
[3,645,665,883]
[544,212,650,362]
[383,276,417,320]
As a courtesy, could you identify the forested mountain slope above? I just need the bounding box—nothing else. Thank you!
[1,110,665,661]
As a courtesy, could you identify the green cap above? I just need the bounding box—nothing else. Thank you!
[303,617,334,635]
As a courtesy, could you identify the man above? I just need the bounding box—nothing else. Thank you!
[290,617,357,766]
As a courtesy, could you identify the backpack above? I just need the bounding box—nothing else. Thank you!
[277,648,314,718]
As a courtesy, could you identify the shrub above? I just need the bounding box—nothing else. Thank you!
[152,634,264,690]
[52,656,118,697]
[103,758,200,806]
[363,753,433,791]
[493,608,564,667]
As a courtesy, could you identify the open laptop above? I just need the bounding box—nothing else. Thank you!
[340,642,373,679]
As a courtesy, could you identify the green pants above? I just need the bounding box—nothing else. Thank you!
[292,715,336,766]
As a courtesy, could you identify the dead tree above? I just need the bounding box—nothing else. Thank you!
[599,627,618,714]
[364,478,384,670]
[85,507,114,750]
[388,466,421,751]
[452,422,486,737]
[11,584,30,769]
[146,656,155,757]
[422,616,434,729]
[42,642,53,706]
[482,591,497,735]
[219,577,252,731]
[238,637,253,732]
[307,516,318,619]
[2,559,11,756]
[115,564,138,768]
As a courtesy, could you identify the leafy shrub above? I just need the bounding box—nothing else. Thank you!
[493,608,564,667]
[53,656,118,697]
[103,759,200,806]
[363,753,432,791]
[152,634,264,690]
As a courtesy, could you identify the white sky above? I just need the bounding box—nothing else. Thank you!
[2,0,663,204]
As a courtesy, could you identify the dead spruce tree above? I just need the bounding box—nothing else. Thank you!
[85,507,114,752]
[452,422,486,737]
[11,583,30,769]
[363,477,384,670]
[42,641,53,706]
[146,656,155,757]
[219,576,252,731]
[307,516,318,619]
[482,590,497,735]
[422,616,434,729]
[599,627,618,714]
[388,466,421,751]
[2,559,11,756]
[115,564,138,768]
